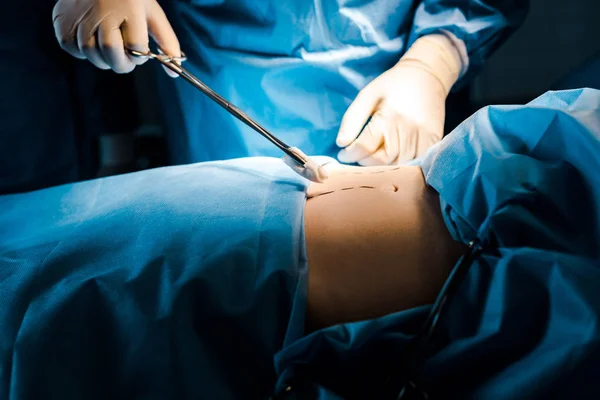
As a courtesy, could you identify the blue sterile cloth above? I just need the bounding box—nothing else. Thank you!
[156,0,527,163]
[0,157,311,400]
[274,88,600,399]
[4,88,600,399]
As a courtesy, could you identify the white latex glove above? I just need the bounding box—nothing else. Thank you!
[336,34,465,166]
[53,0,181,77]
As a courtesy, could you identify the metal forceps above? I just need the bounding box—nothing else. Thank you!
[127,48,328,183]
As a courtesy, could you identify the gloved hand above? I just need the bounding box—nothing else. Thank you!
[336,34,465,166]
[52,0,181,77]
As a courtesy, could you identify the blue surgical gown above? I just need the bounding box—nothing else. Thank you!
[156,0,528,164]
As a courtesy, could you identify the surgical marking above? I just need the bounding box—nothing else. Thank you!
[307,185,377,199]
[307,190,335,199]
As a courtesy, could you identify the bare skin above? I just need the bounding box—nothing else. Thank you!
[304,164,466,330]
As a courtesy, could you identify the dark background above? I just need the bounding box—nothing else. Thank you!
[470,0,600,107]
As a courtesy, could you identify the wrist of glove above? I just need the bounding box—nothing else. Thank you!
[53,0,181,77]
[336,34,464,166]
[398,33,464,96]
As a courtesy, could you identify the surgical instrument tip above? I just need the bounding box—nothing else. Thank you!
[282,148,329,183]
[304,159,329,183]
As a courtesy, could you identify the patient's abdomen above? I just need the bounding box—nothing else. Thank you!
[304,165,465,329]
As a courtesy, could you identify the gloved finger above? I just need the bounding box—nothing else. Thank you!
[337,121,384,163]
[157,48,181,78]
[380,115,400,164]
[98,18,136,74]
[121,14,150,66]
[336,86,380,148]
[77,22,110,70]
[161,64,178,78]
[416,130,442,158]
[147,1,181,78]
[357,145,390,166]
[52,3,85,59]
[355,117,398,166]
[395,121,419,164]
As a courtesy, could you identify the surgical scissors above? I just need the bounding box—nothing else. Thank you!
[127,48,327,183]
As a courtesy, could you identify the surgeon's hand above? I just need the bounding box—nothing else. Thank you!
[53,0,181,77]
[336,34,465,166]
